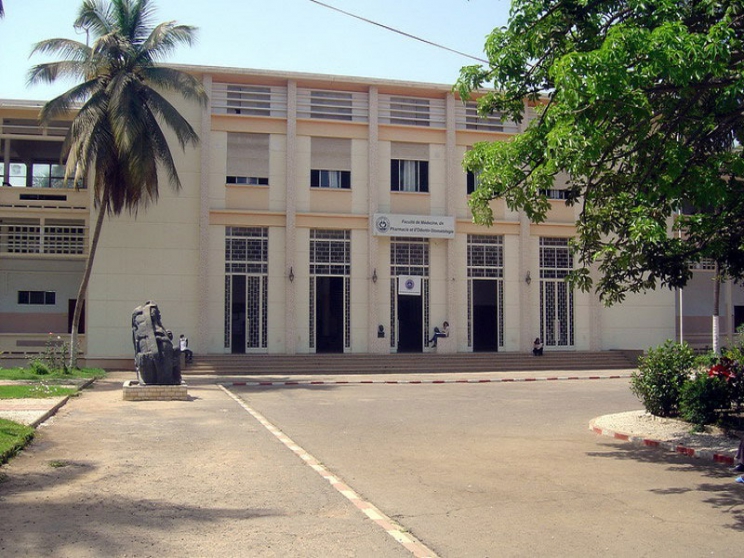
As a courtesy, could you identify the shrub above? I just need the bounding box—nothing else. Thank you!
[28,360,51,376]
[679,372,730,430]
[631,340,696,417]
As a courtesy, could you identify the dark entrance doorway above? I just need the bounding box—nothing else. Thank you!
[67,299,85,334]
[397,294,423,352]
[316,276,344,353]
[472,279,498,352]
[231,275,246,353]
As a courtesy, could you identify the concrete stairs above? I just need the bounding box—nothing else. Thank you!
[182,350,639,376]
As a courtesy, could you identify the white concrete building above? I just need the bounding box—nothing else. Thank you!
[3,66,726,367]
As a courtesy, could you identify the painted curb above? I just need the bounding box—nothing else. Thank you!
[222,374,631,388]
[29,376,97,428]
[589,419,736,466]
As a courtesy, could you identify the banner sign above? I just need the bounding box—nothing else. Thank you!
[373,213,455,239]
[398,275,422,296]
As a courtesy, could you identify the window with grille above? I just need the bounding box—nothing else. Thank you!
[224,227,269,350]
[309,229,351,276]
[539,237,574,347]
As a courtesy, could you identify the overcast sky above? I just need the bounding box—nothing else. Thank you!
[0,0,511,101]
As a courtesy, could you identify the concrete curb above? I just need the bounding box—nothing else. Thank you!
[222,373,631,388]
[29,376,97,428]
[589,419,736,466]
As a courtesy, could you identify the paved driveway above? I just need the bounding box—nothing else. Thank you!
[229,378,744,557]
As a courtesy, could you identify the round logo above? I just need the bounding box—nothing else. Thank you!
[375,216,390,233]
[405,278,415,290]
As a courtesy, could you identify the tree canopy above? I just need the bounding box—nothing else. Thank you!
[456,0,744,304]
[27,0,207,366]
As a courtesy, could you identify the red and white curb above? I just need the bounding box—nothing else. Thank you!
[219,385,439,558]
[589,420,735,466]
[222,373,631,388]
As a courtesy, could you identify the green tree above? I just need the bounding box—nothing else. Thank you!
[28,0,207,367]
[456,0,744,311]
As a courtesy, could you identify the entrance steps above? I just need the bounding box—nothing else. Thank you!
[182,350,638,376]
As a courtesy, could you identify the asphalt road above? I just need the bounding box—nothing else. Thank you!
[229,378,744,557]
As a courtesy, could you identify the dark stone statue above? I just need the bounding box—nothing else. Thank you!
[131,301,182,385]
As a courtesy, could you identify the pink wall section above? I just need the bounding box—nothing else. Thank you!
[0,313,68,334]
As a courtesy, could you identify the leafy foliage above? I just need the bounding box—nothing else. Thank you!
[630,340,696,417]
[456,0,744,304]
[679,372,730,430]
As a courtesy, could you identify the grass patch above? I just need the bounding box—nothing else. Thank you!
[0,367,105,382]
[49,460,69,468]
[0,385,77,399]
[0,418,34,465]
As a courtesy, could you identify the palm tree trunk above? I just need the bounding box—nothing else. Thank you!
[713,261,721,355]
[69,202,106,369]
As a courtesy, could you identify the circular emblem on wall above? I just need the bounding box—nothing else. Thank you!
[375,215,390,233]
[405,278,415,290]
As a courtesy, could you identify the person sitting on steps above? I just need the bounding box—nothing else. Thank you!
[179,334,193,364]
[429,321,449,348]
[533,337,544,356]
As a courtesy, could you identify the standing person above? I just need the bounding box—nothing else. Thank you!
[429,321,449,348]
[533,337,544,356]
[179,334,193,364]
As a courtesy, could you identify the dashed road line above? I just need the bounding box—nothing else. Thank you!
[219,384,440,558]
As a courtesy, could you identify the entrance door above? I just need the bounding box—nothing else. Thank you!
[397,294,423,352]
[316,276,344,353]
[541,279,574,347]
[230,275,246,353]
[472,280,498,352]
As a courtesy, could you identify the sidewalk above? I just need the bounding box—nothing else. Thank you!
[0,372,411,557]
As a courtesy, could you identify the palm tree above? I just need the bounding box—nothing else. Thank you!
[0,1,4,17]
[28,0,207,368]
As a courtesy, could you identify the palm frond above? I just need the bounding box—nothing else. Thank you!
[30,38,91,62]
[140,66,207,106]
[142,22,198,60]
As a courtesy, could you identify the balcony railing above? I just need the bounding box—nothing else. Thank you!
[0,220,88,256]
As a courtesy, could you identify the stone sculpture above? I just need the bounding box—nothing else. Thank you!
[131,301,182,385]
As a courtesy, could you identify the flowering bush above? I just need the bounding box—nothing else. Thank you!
[27,334,77,374]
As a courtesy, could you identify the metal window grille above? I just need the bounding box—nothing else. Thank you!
[224,227,269,350]
[539,237,574,347]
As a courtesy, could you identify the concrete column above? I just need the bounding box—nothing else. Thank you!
[445,93,458,351]
[367,86,386,354]
[285,80,298,354]
[519,214,532,351]
[198,74,212,351]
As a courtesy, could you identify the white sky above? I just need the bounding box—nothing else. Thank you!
[0,0,511,102]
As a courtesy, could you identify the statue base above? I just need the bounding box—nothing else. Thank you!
[122,380,189,401]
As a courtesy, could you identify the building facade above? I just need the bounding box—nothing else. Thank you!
[3,66,729,367]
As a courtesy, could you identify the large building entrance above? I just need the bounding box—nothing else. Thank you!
[397,292,423,352]
[390,238,429,353]
[225,227,268,354]
[315,276,344,353]
[309,229,351,353]
[471,280,498,351]
[467,235,503,352]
